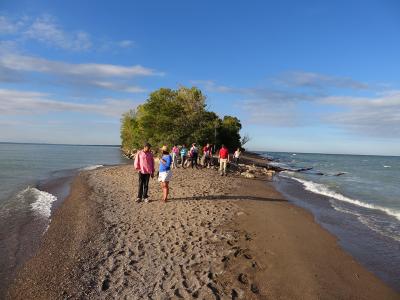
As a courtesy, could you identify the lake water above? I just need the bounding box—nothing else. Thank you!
[0,143,127,296]
[260,151,400,291]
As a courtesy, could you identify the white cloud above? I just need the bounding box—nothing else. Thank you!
[321,91,400,137]
[0,16,23,34]
[194,79,316,127]
[239,100,302,127]
[0,51,163,93]
[0,52,160,77]
[118,40,134,48]
[91,81,147,93]
[194,79,317,103]
[194,72,369,100]
[23,15,92,51]
[276,71,369,90]
[320,90,400,107]
[194,75,400,138]
[0,14,135,52]
[0,88,139,117]
[0,15,150,94]
[191,80,237,93]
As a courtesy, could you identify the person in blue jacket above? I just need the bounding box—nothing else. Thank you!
[158,145,172,202]
[180,144,188,168]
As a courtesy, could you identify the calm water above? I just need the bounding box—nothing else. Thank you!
[260,151,400,291]
[0,143,127,296]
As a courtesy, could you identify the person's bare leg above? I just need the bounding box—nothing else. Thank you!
[160,182,164,201]
[162,182,169,202]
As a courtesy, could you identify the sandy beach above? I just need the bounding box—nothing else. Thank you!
[7,157,399,299]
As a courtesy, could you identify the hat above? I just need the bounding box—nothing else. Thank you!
[161,145,168,152]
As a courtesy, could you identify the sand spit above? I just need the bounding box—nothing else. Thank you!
[9,166,254,299]
[82,166,244,299]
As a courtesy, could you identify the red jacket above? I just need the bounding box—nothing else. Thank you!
[219,147,229,159]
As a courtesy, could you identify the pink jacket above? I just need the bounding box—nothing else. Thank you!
[134,150,155,174]
[172,146,179,154]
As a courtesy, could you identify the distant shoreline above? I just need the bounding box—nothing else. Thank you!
[0,141,121,147]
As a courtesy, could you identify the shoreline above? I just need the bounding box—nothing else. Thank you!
[274,173,400,292]
[7,156,399,299]
[0,163,126,299]
[0,171,76,298]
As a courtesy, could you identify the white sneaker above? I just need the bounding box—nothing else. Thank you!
[144,198,149,203]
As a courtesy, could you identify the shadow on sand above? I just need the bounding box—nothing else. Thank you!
[172,195,287,203]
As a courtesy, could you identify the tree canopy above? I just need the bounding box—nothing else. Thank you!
[121,86,243,152]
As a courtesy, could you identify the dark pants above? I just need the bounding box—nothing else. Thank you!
[191,153,198,168]
[204,156,210,167]
[137,172,150,199]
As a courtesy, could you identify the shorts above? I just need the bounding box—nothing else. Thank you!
[158,170,172,182]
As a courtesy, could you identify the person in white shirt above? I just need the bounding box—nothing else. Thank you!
[233,148,241,164]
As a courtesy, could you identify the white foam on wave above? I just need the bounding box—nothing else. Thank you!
[332,204,400,242]
[269,161,290,168]
[25,187,57,218]
[383,165,391,168]
[80,164,103,171]
[285,175,400,222]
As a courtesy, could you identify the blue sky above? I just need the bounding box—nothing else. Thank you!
[0,0,399,155]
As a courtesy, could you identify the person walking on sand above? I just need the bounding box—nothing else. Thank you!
[134,142,155,203]
[190,143,199,169]
[158,145,172,202]
[180,144,188,168]
[171,144,179,169]
[218,144,229,176]
[202,143,211,168]
[209,144,214,166]
[233,147,241,164]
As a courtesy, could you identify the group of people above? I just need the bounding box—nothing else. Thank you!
[171,143,214,169]
[133,142,242,203]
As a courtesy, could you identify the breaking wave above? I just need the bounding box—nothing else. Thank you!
[79,164,104,171]
[284,175,400,222]
[15,187,58,219]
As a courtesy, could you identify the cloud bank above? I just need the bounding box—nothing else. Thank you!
[0,14,135,52]
[0,88,138,118]
[194,73,400,138]
[321,91,400,137]
[0,49,163,94]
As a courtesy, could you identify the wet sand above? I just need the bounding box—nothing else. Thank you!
[7,162,399,299]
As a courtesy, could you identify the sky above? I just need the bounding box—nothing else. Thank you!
[0,0,399,155]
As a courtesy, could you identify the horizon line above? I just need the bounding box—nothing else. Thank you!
[0,141,398,157]
[0,141,121,147]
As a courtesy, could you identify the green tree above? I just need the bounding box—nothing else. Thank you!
[191,111,220,146]
[216,116,242,151]
[120,109,138,150]
[136,88,184,147]
[120,86,243,153]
